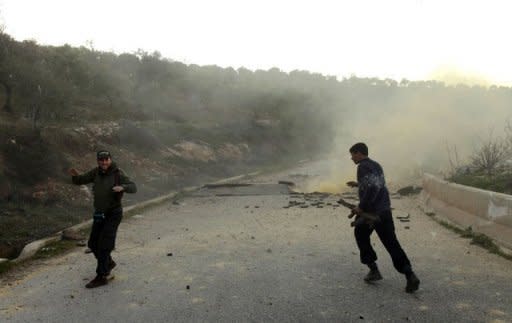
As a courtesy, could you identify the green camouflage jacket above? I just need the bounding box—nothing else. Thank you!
[71,162,137,212]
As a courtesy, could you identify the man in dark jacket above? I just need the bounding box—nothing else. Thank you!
[69,150,137,288]
[348,142,420,293]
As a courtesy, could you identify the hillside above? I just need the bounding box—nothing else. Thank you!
[2,30,512,258]
[0,109,321,259]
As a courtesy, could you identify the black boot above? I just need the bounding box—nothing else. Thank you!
[106,258,117,276]
[364,263,383,282]
[405,272,420,293]
[85,275,108,289]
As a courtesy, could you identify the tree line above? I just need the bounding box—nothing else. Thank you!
[1,30,512,162]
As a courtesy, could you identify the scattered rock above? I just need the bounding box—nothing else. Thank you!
[404,226,410,230]
[167,253,173,256]
[396,213,410,220]
[186,285,190,290]
[396,186,422,196]
[397,213,411,222]
[278,180,295,186]
[174,141,216,162]
[76,241,87,247]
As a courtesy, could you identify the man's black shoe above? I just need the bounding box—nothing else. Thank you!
[405,272,420,293]
[106,259,117,276]
[85,275,108,289]
[364,268,383,282]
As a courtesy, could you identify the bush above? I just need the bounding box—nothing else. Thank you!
[470,132,511,175]
[118,120,163,152]
[449,172,512,194]
[2,129,68,185]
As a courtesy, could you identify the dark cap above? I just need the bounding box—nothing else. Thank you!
[97,150,112,160]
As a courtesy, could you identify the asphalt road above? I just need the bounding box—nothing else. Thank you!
[1,160,511,322]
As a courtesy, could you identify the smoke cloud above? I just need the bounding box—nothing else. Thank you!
[304,78,512,193]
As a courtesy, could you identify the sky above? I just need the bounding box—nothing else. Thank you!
[1,0,512,86]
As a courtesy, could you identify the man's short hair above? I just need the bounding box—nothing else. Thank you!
[349,142,368,156]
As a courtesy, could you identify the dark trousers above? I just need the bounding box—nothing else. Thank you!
[354,210,412,274]
[88,208,123,276]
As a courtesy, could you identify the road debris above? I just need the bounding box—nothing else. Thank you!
[396,186,422,196]
[396,213,411,222]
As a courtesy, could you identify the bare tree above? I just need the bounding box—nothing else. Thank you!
[0,23,13,112]
[445,140,462,176]
[30,85,43,129]
[470,130,511,175]
[505,118,512,148]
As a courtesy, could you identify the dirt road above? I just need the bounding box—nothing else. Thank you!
[1,160,511,322]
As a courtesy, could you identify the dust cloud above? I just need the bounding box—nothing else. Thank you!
[429,66,491,87]
[303,75,512,194]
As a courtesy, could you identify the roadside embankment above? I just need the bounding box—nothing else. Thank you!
[1,171,260,266]
[422,173,512,251]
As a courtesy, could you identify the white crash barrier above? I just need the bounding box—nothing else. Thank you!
[423,174,512,227]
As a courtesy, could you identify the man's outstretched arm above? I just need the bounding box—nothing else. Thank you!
[69,168,96,185]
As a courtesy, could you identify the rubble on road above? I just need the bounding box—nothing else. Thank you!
[396,185,423,196]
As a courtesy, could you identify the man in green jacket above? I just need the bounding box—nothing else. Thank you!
[69,150,137,288]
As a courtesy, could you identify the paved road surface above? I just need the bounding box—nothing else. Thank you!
[1,160,511,322]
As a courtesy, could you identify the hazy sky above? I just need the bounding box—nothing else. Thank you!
[1,0,511,85]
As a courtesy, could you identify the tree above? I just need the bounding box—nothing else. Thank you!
[0,32,13,112]
[0,79,12,112]
[470,131,511,175]
[506,118,512,149]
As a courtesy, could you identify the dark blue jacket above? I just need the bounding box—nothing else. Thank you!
[357,158,391,213]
